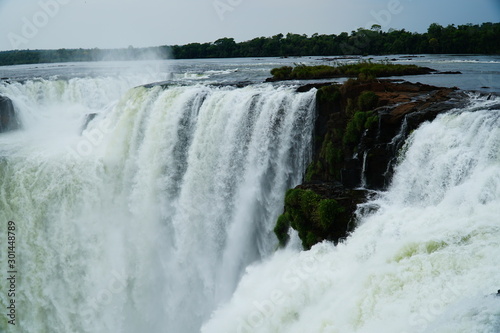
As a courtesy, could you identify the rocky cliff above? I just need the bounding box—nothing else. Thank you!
[0,95,20,133]
[276,79,464,249]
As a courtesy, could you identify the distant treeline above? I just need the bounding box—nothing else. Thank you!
[172,23,500,58]
[0,46,170,67]
[0,22,498,67]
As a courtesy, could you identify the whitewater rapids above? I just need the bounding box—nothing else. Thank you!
[202,96,500,333]
[1,75,499,333]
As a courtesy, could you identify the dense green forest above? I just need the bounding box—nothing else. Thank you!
[171,22,500,58]
[0,22,498,67]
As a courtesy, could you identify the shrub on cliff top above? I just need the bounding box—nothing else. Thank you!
[270,66,293,79]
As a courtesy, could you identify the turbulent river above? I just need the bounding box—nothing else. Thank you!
[0,56,499,332]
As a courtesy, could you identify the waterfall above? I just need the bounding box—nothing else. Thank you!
[202,96,500,333]
[0,79,316,332]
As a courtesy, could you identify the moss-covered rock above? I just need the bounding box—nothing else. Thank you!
[275,79,461,250]
[275,185,367,250]
[300,79,459,189]
[274,213,291,247]
[358,91,379,111]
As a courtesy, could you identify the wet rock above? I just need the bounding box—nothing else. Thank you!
[275,181,371,249]
[81,113,97,133]
[276,79,463,249]
[0,95,20,133]
[437,71,462,74]
[309,79,461,190]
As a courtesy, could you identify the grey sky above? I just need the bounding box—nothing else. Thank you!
[0,0,498,51]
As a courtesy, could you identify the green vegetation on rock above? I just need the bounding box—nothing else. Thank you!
[342,90,379,147]
[305,81,382,183]
[270,66,293,80]
[268,61,432,81]
[304,161,320,182]
[275,188,346,249]
[274,213,291,247]
[274,77,458,250]
[358,91,379,111]
[317,85,341,104]
[322,141,342,176]
[317,199,345,230]
[343,111,379,146]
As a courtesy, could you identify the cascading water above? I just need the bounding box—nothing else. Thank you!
[202,96,500,333]
[0,78,316,332]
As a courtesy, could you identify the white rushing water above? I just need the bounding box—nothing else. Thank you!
[0,78,316,332]
[202,96,500,333]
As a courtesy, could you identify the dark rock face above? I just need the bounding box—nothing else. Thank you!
[0,95,20,133]
[276,79,462,249]
[81,113,98,133]
[363,86,463,189]
[309,80,461,190]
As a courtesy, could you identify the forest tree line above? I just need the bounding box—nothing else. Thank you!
[0,22,498,67]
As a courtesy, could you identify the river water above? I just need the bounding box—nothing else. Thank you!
[0,55,499,332]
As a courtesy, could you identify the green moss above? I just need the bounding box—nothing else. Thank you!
[270,66,293,79]
[358,91,379,111]
[332,128,343,141]
[305,162,315,182]
[324,142,342,175]
[284,188,302,209]
[342,78,360,90]
[274,213,291,247]
[364,113,379,129]
[316,160,323,174]
[276,188,348,249]
[358,72,376,81]
[343,112,363,145]
[316,132,343,180]
[343,111,378,146]
[298,189,322,213]
[305,232,318,249]
[305,160,324,182]
[316,199,345,229]
[318,85,341,103]
[346,98,357,117]
[270,61,431,80]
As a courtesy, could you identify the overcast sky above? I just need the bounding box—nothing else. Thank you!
[0,0,498,51]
